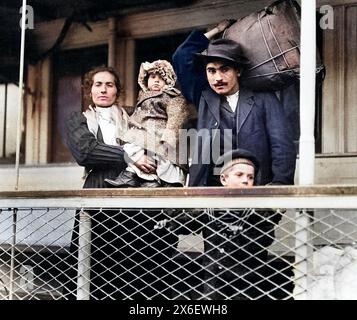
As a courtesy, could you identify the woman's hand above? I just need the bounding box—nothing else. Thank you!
[133,154,157,174]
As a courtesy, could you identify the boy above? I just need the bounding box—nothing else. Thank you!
[169,149,283,299]
[202,149,283,299]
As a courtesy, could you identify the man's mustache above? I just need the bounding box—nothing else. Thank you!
[213,82,227,87]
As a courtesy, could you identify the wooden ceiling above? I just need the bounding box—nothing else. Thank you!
[0,0,193,83]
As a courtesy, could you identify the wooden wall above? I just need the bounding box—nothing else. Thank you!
[322,4,357,154]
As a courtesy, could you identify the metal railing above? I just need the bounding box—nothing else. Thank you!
[1,186,357,300]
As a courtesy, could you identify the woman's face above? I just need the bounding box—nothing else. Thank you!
[91,71,118,107]
[147,72,166,91]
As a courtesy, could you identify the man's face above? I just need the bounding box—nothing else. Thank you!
[220,163,255,188]
[91,71,118,107]
[206,61,240,96]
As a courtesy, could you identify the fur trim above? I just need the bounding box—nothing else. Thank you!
[138,60,177,92]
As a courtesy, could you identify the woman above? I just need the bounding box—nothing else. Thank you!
[66,66,155,187]
[64,66,177,299]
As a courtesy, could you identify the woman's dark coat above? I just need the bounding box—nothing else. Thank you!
[66,111,127,188]
[64,111,177,299]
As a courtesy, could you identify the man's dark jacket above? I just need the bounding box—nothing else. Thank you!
[172,30,296,186]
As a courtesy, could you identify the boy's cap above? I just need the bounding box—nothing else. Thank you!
[194,38,250,67]
[216,148,259,175]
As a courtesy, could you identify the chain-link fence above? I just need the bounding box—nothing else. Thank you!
[1,187,357,300]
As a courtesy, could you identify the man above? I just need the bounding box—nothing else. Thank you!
[172,20,296,186]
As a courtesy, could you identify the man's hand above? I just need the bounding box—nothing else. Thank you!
[204,19,236,39]
[133,154,157,174]
[216,19,236,32]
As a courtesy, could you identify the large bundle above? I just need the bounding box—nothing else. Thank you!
[223,0,322,91]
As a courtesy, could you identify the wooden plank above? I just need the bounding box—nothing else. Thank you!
[317,0,357,5]
[124,39,136,108]
[2,184,357,198]
[60,21,109,50]
[337,7,346,153]
[30,19,108,53]
[39,57,52,164]
[2,156,357,191]
[31,0,275,51]
[345,6,357,152]
[321,6,344,153]
[24,59,52,165]
[116,0,274,39]
[29,0,357,51]
[25,64,37,164]
[25,63,41,164]
[315,156,357,184]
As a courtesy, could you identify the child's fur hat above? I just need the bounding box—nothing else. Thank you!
[138,59,177,92]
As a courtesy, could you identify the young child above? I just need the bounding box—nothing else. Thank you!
[166,149,284,299]
[201,149,284,299]
[105,60,192,188]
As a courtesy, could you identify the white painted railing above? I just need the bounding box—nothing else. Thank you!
[1,186,357,300]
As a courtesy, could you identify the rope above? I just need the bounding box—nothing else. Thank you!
[247,46,300,71]
[267,16,291,69]
[258,12,279,73]
[245,64,324,80]
[244,68,300,79]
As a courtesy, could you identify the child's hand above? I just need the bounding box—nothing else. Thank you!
[134,154,157,174]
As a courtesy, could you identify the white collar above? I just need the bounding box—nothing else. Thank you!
[96,105,113,114]
[95,106,118,145]
[225,91,239,112]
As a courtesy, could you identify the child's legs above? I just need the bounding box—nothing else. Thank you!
[156,158,186,187]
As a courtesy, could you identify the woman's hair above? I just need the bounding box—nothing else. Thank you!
[82,66,122,104]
